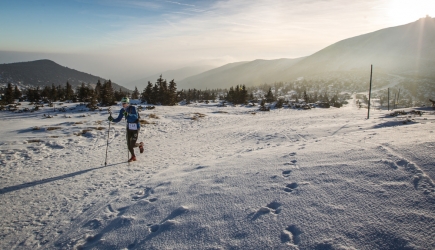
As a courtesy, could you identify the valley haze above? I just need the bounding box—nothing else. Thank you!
[1,0,435,84]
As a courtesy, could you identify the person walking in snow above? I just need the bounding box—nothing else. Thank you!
[108,97,144,162]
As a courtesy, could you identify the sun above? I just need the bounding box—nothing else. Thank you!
[386,0,435,25]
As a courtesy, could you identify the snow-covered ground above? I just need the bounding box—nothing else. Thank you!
[1,98,434,250]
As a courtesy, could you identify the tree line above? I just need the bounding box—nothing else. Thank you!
[1,75,350,107]
[0,80,126,106]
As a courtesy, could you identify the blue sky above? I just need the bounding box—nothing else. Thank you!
[1,0,434,83]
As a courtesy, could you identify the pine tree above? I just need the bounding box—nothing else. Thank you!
[276,98,284,108]
[65,81,74,101]
[35,87,41,102]
[4,83,14,104]
[14,85,22,100]
[89,89,98,108]
[240,85,248,104]
[56,85,65,101]
[101,80,115,105]
[156,75,168,105]
[94,80,102,103]
[152,83,159,104]
[168,79,177,105]
[303,90,310,103]
[141,81,153,104]
[50,84,58,102]
[77,83,86,102]
[114,88,125,102]
[132,86,140,99]
[226,87,235,103]
[265,88,275,103]
[41,86,51,102]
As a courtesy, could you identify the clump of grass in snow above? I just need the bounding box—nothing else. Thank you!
[140,119,155,125]
[82,128,92,134]
[27,139,42,143]
[46,127,62,131]
[149,114,159,119]
[191,113,206,120]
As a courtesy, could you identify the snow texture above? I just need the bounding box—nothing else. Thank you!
[1,98,434,249]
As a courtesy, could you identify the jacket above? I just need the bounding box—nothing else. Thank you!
[112,105,141,129]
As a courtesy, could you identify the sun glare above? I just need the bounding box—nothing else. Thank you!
[386,0,435,25]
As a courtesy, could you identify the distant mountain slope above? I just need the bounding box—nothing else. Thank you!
[282,16,435,79]
[0,59,129,92]
[179,17,435,89]
[124,65,216,90]
[178,58,304,89]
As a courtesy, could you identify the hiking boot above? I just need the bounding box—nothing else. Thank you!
[128,156,137,162]
[139,142,144,154]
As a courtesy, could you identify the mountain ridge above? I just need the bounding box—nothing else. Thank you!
[178,17,435,89]
[0,59,130,92]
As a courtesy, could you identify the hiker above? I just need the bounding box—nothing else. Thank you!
[108,97,143,162]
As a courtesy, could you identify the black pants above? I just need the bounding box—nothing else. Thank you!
[126,128,140,157]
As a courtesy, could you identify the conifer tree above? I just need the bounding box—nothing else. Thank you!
[114,88,125,102]
[51,84,58,102]
[141,81,153,103]
[77,83,86,102]
[168,79,177,105]
[94,80,102,103]
[101,80,115,105]
[265,87,275,103]
[56,85,64,101]
[41,86,51,102]
[4,83,14,104]
[276,98,284,108]
[156,75,168,105]
[65,81,74,101]
[240,85,248,104]
[152,83,159,104]
[303,90,309,103]
[131,86,140,99]
[14,85,22,100]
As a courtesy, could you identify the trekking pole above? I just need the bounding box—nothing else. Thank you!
[127,129,130,165]
[125,112,130,165]
[105,108,112,166]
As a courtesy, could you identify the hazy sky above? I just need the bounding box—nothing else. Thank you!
[1,0,434,83]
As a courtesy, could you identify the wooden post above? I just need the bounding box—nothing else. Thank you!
[397,89,401,109]
[367,65,373,119]
[387,88,390,111]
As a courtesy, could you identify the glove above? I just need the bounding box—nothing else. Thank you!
[123,111,128,117]
[108,116,113,121]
